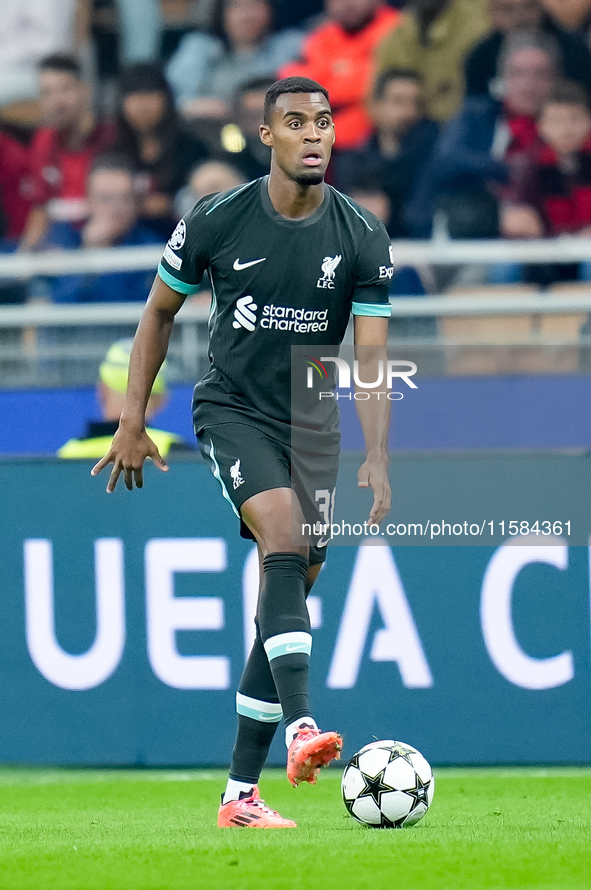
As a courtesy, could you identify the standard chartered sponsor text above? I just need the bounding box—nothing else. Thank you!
[261,304,328,332]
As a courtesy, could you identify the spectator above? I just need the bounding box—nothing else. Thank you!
[21,54,115,250]
[349,177,394,226]
[407,31,559,238]
[166,0,303,121]
[0,127,35,303]
[43,154,161,303]
[349,178,436,338]
[58,338,190,458]
[174,158,246,304]
[280,0,400,149]
[334,68,438,235]
[540,0,591,39]
[176,160,246,217]
[0,0,88,108]
[522,80,591,236]
[0,130,34,241]
[115,63,209,239]
[375,0,490,124]
[491,80,591,283]
[349,177,430,294]
[465,0,591,98]
[220,77,274,179]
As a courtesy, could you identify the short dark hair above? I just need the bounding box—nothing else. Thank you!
[89,153,137,180]
[264,77,330,125]
[39,53,82,79]
[373,68,422,101]
[545,80,591,113]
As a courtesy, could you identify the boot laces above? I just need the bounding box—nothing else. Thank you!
[241,791,280,818]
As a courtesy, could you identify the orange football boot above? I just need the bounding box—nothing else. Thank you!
[287,727,343,787]
[217,788,297,828]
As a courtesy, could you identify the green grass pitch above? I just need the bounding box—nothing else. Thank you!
[0,767,590,890]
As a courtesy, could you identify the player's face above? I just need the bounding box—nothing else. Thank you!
[261,92,335,186]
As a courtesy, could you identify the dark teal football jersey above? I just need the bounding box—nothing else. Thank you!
[158,176,393,449]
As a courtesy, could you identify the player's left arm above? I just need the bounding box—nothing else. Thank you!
[351,219,394,525]
[354,316,391,526]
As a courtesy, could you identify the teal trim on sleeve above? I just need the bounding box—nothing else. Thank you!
[352,301,392,317]
[157,263,200,295]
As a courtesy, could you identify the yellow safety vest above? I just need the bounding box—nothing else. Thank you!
[57,427,182,459]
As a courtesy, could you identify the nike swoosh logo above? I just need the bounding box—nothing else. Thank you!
[285,644,308,653]
[233,258,266,270]
[258,714,279,722]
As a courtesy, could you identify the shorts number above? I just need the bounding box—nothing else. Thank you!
[315,488,336,528]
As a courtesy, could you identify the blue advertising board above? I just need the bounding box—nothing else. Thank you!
[3,373,591,455]
[0,455,590,766]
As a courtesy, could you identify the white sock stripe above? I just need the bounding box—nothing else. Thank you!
[223,778,255,805]
[285,717,318,748]
[263,631,312,660]
[235,692,283,720]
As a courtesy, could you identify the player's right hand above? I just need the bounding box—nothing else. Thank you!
[91,425,168,492]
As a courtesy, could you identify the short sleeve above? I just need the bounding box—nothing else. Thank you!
[351,220,393,318]
[157,200,212,296]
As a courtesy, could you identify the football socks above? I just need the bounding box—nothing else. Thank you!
[222,779,256,805]
[259,552,313,727]
[285,718,319,749]
[228,621,282,785]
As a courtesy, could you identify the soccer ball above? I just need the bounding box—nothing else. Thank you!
[341,740,435,828]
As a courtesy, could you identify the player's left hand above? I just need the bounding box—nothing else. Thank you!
[358,457,391,525]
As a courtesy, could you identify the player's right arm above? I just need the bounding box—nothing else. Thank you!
[92,198,215,491]
[91,276,185,492]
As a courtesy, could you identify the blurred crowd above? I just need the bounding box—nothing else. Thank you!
[3,0,591,305]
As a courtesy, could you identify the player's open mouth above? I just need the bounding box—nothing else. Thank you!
[302,152,323,167]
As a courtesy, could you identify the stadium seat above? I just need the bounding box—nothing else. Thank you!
[514,282,590,374]
[542,282,590,342]
[441,284,537,376]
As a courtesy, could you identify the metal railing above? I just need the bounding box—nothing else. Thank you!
[2,236,591,278]
[1,238,591,387]
[0,302,210,388]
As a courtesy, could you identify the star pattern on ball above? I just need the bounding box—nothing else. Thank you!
[359,767,395,809]
[342,742,433,830]
[405,774,431,813]
[387,743,415,765]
